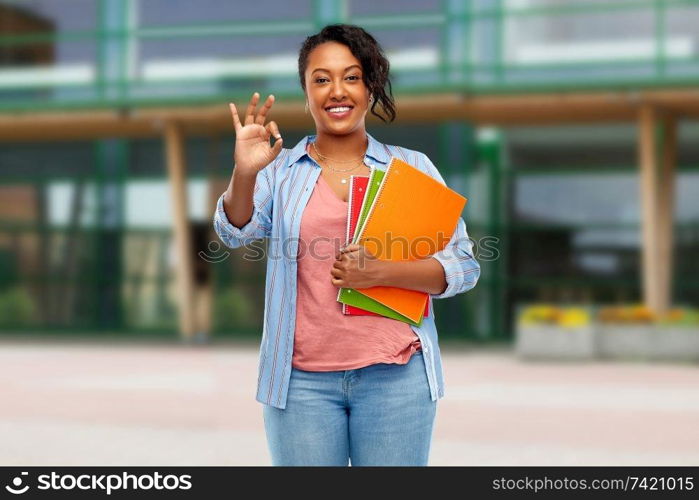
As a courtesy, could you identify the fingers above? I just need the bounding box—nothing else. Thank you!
[331,263,347,286]
[263,120,282,155]
[267,120,281,140]
[271,133,283,156]
[336,245,361,260]
[228,103,241,132]
[255,94,275,126]
[244,92,260,126]
[232,92,277,131]
[341,244,361,253]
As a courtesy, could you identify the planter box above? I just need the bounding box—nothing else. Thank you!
[597,325,699,362]
[597,324,655,360]
[515,323,596,360]
[515,303,699,362]
[650,326,699,362]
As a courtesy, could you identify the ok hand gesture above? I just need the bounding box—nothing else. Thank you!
[229,92,284,176]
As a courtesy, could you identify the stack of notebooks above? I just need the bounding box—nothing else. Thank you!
[336,156,468,326]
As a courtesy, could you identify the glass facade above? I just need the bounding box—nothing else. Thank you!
[0,1,696,339]
[0,0,696,109]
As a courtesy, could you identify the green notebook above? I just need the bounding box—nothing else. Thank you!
[340,288,422,325]
[336,167,423,326]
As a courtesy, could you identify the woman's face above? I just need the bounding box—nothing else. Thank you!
[304,41,371,135]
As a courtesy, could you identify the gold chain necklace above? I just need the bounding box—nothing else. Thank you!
[312,140,365,163]
[312,140,367,184]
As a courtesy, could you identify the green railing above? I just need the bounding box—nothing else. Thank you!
[0,0,697,112]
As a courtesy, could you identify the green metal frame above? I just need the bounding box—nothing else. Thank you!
[0,0,697,112]
[478,128,509,340]
[2,0,699,338]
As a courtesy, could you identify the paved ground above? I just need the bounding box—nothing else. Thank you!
[0,339,697,466]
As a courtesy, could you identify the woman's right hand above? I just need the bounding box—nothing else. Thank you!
[229,92,283,177]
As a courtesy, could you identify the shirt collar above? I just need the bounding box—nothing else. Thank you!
[286,131,391,167]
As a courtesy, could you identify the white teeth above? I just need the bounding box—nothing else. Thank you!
[327,107,351,113]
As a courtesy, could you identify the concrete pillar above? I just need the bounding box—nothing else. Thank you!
[638,104,676,315]
[164,121,196,340]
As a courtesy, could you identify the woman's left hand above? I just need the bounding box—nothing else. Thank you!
[331,244,384,289]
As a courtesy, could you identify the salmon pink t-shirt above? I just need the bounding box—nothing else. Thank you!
[291,145,421,371]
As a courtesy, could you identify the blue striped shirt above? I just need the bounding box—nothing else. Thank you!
[213,132,480,409]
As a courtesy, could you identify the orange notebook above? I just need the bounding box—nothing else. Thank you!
[343,174,430,319]
[351,157,467,323]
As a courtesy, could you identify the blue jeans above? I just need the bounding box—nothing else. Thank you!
[262,350,437,466]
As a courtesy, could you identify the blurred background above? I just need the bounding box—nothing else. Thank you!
[0,0,697,466]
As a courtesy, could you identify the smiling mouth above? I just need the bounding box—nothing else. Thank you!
[325,106,354,112]
[325,106,354,119]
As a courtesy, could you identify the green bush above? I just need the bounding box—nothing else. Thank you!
[0,286,36,327]
[214,287,258,330]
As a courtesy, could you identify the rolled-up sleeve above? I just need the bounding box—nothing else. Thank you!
[213,163,274,249]
[418,152,481,300]
[429,216,480,299]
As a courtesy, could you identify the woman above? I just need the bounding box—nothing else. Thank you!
[214,24,480,466]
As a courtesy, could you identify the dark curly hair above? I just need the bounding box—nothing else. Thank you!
[298,23,396,123]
